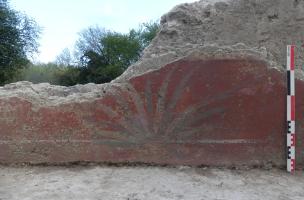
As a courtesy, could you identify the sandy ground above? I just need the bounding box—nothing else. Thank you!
[0,166,303,200]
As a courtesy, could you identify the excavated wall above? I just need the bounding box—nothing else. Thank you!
[1,0,304,168]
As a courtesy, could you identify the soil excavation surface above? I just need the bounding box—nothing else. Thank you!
[0,166,303,200]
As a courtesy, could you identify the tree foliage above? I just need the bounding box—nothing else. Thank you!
[55,48,73,66]
[135,21,160,48]
[0,0,40,84]
[74,21,160,84]
[11,19,159,86]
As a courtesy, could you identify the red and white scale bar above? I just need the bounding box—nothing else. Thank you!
[287,45,296,173]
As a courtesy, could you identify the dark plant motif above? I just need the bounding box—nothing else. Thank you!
[92,59,264,144]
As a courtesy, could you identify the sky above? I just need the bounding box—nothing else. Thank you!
[10,0,197,63]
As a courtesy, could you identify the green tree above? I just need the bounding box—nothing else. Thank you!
[14,63,61,84]
[55,48,73,66]
[0,0,40,85]
[101,31,142,69]
[56,66,81,86]
[74,21,159,84]
[135,21,160,48]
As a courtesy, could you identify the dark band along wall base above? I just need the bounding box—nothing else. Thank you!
[286,45,296,173]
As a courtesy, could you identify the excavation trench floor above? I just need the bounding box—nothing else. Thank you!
[0,166,303,200]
